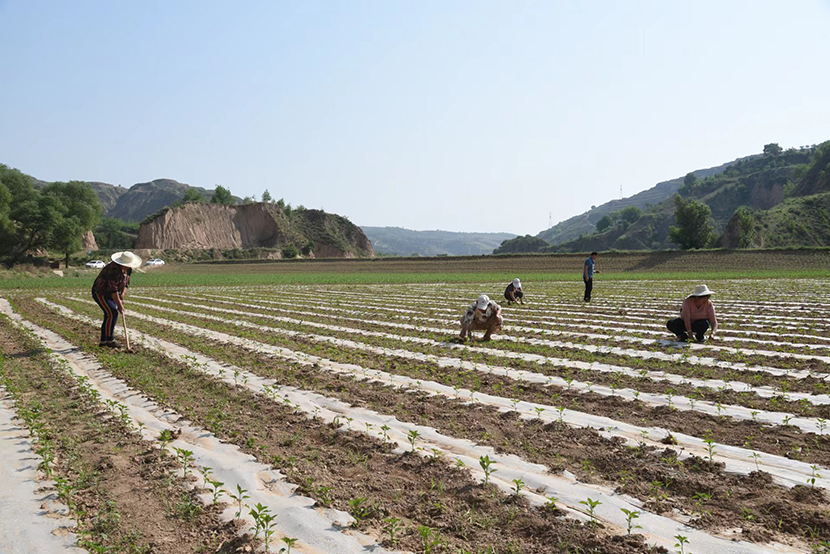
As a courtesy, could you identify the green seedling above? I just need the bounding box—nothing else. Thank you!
[579,497,601,527]
[808,464,821,488]
[407,429,421,452]
[229,484,249,520]
[206,477,224,505]
[279,537,298,553]
[620,508,642,535]
[173,447,195,479]
[348,497,371,526]
[379,424,391,443]
[749,452,761,471]
[512,478,525,496]
[479,455,498,485]
[249,502,270,540]
[674,534,690,554]
[383,517,403,546]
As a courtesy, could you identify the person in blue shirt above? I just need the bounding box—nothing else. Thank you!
[583,252,599,302]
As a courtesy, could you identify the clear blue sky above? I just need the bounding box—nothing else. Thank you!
[1,1,828,235]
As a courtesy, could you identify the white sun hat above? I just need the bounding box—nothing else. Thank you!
[111,251,143,269]
[687,284,714,297]
[475,294,491,310]
[512,278,521,289]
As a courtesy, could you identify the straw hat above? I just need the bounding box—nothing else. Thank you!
[475,294,491,310]
[687,284,714,298]
[512,278,521,289]
[111,251,143,269]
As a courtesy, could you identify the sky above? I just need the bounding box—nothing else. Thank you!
[1,1,829,235]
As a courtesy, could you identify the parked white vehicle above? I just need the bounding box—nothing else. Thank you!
[85,260,106,269]
[144,259,165,266]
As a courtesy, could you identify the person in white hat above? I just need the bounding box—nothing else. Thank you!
[91,251,143,348]
[459,294,503,341]
[504,278,524,305]
[666,284,718,342]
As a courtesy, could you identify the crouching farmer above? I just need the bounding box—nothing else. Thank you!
[667,284,718,343]
[460,294,503,342]
[504,278,523,305]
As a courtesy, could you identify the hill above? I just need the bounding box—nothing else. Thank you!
[136,202,374,258]
[546,144,828,253]
[108,179,241,222]
[361,227,517,256]
[537,157,752,245]
[496,142,830,254]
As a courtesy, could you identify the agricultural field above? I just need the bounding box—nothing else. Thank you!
[2,260,830,553]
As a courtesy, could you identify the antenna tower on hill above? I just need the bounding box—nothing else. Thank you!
[619,184,623,199]
[548,212,552,228]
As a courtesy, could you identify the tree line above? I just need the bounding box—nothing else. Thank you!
[0,164,102,268]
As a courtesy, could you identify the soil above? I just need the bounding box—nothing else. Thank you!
[0,317,252,554]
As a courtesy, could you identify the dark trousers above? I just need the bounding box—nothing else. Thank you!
[504,289,523,302]
[583,278,593,301]
[667,318,709,341]
[92,290,119,343]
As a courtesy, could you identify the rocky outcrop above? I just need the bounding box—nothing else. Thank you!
[136,203,374,258]
[81,230,98,252]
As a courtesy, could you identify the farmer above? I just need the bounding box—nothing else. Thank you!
[504,278,524,305]
[583,251,600,302]
[459,294,503,342]
[666,284,718,343]
[91,251,142,348]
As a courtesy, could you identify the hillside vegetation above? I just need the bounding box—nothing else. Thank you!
[497,141,830,254]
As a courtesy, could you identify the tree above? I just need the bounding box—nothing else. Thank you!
[182,187,204,203]
[619,206,643,224]
[42,181,102,267]
[735,206,755,248]
[261,189,272,203]
[668,195,714,250]
[281,244,299,258]
[210,185,234,205]
[242,196,256,204]
[763,143,783,157]
[595,215,614,233]
[684,172,698,189]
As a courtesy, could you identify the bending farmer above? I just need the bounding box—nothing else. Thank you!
[667,284,718,343]
[504,278,523,305]
[460,294,503,342]
[92,251,142,348]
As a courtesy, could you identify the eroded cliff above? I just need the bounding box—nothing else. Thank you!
[135,203,374,258]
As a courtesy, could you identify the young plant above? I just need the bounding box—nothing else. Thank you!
[383,517,403,546]
[173,447,195,480]
[674,534,690,554]
[279,537,298,554]
[407,429,421,452]
[229,484,249,520]
[579,497,601,527]
[479,455,498,485]
[808,464,821,488]
[512,478,525,496]
[620,508,642,535]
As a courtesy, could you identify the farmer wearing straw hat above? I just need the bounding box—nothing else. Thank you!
[504,278,524,305]
[666,284,718,342]
[91,251,142,348]
[459,294,503,342]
